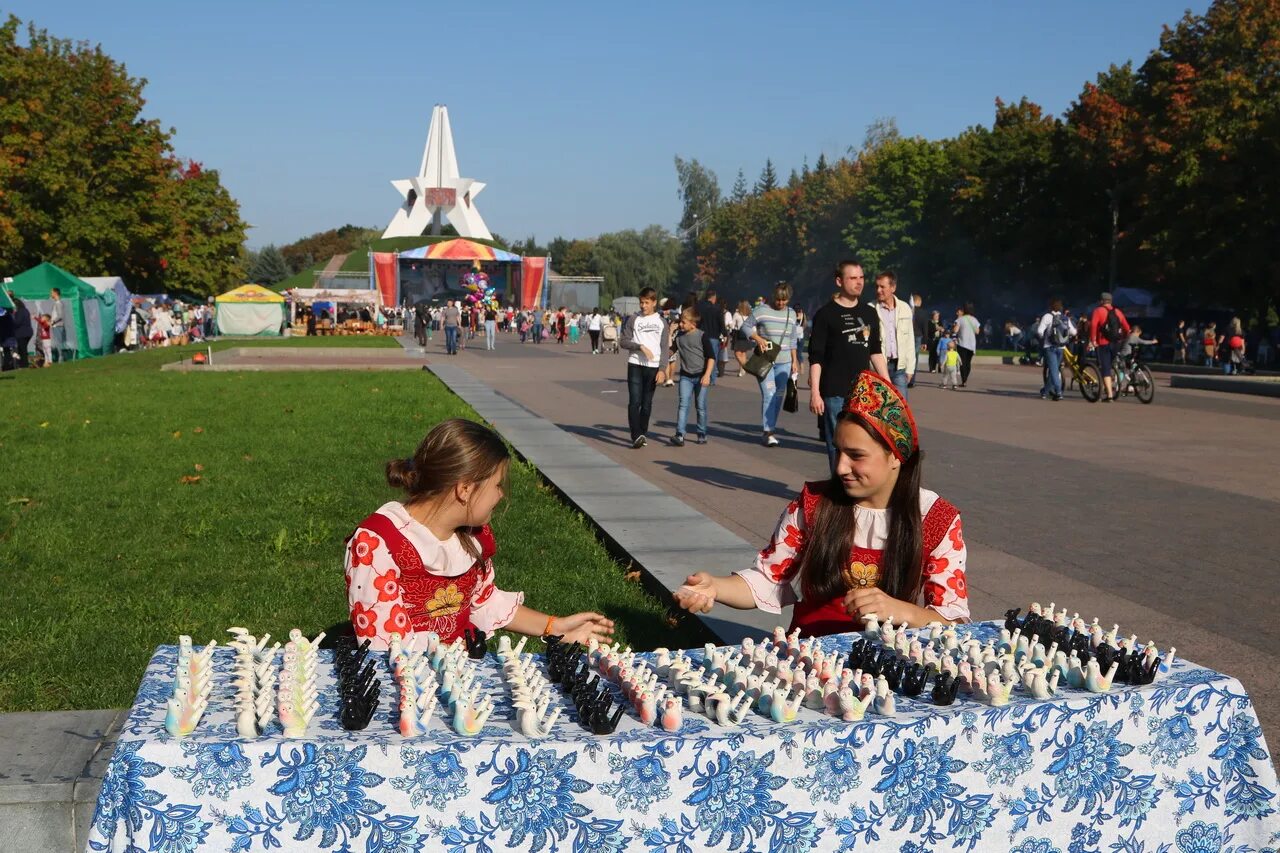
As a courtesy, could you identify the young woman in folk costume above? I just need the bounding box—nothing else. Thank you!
[344,418,615,650]
[675,371,969,635]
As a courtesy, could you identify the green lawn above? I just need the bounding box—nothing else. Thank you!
[0,342,699,711]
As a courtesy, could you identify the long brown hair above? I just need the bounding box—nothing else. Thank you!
[797,415,924,603]
[385,418,510,558]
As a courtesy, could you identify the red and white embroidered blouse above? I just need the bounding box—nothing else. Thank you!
[344,502,524,650]
[734,483,970,631]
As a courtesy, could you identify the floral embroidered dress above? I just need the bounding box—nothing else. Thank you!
[735,482,969,636]
[344,502,523,649]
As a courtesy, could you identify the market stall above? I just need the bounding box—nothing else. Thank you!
[214,284,286,337]
[284,287,397,336]
[86,619,1277,852]
[5,262,114,357]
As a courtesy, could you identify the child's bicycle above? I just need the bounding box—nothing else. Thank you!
[1059,347,1103,402]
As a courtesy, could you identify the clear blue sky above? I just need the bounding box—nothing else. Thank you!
[13,1,1205,249]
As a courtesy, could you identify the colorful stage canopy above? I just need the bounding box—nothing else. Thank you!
[398,239,521,262]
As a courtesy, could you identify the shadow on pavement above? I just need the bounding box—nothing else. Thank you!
[651,461,795,499]
[559,422,637,448]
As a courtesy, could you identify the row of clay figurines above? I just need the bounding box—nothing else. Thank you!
[165,628,323,739]
[392,632,494,737]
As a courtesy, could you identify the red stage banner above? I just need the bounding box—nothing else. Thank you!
[372,252,399,306]
[519,257,547,309]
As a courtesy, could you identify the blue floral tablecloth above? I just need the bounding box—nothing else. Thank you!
[87,622,1280,852]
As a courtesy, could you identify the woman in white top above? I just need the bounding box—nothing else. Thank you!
[587,309,603,353]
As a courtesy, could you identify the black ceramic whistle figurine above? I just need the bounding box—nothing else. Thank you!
[900,663,934,697]
[1004,608,1023,632]
[589,705,624,735]
[932,672,959,706]
[463,628,488,660]
[883,659,906,692]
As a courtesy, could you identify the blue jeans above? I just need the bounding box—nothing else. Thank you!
[444,326,458,354]
[1042,345,1063,397]
[484,320,496,350]
[759,360,791,434]
[887,359,909,399]
[533,323,543,343]
[823,394,845,473]
[676,375,708,437]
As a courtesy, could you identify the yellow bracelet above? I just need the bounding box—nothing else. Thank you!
[541,615,556,639]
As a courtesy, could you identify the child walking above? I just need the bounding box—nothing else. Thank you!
[669,307,715,446]
[344,418,615,649]
[940,339,961,389]
[619,288,668,448]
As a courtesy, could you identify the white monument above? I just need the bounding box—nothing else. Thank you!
[383,105,493,240]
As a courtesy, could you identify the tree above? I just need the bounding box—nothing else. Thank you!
[592,226,681,302]
[673,156,720,234]
[730,169,749,203]
[860,117,902,154]
[755,159,778,194]
[249,245,290,285]
[0,16,247,296]
[278,225,379,273]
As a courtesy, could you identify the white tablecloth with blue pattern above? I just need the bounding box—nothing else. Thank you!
[86,622,1279,852]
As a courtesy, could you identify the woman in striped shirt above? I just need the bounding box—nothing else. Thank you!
[747,282,799,446]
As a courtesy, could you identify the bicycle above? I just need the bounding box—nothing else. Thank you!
[1112,350,1156,404]
[1058,347,1103,402]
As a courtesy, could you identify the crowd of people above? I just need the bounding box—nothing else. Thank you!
[0,288,221,369]
[408,302,627,354]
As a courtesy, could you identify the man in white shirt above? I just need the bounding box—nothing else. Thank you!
[875,271,916,399]
[619,288,668,448]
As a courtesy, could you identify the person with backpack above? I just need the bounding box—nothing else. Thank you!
[1088,292,1131,403]
[1036,298,1076,401]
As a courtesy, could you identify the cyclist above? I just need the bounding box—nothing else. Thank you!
[1089,292,1131,403]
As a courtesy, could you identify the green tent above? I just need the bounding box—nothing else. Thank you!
[5,263,114,358]
[0,287,13,310]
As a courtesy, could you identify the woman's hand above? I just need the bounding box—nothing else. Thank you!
[553,612,615,645]
[674,572,717,614]
[842,587,918,628]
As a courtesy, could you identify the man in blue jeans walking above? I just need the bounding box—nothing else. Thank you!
[442,299,461,355]
[1036,298,1076,400]
[808,260,891,472]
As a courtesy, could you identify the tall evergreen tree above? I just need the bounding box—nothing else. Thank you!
[730,169,749,203]
[248,245,290,285]
[755,159,778,193]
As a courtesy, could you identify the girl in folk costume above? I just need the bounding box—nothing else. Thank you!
[675,371,969,635]
[345,418,614,649]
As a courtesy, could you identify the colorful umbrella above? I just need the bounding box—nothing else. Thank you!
[399,239,521,262]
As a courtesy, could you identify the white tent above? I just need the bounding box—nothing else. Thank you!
[81,276,134,333]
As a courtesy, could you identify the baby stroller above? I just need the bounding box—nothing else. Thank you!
[600,322,619,354]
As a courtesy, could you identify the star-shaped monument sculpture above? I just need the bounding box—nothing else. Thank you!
[383,105,492,240]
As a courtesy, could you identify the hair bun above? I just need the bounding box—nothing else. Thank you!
[385,457,416,491]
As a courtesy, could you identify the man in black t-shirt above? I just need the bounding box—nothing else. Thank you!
[808,259,890,472]
[696,289,726,384]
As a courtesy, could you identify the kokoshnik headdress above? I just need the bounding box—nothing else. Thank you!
[842,371,919,462]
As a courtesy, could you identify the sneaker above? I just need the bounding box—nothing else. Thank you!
[696,434,707,444]
[1051,394,1062,401]
[632,435,647,448]
[765,433,780,447]
[671,434,685,447]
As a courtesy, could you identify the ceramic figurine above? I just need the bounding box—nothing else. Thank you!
[768,688,801,723]
[1028,668,1061,699]
[985,672,1012,707]
[652,696,681,732]
[931,672,960,706]
[1157,647,1176,680]
[1084,659,1121,693]
[872,676,896,716]
[838,686,873,721]
[802,675,825,710]
[451,690,493,736]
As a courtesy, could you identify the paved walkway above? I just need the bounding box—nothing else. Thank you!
[408,329,1280,745]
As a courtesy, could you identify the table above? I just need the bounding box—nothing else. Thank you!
[87,622,1279,852]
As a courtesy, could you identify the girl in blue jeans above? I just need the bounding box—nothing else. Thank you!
[749,283,798,447]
